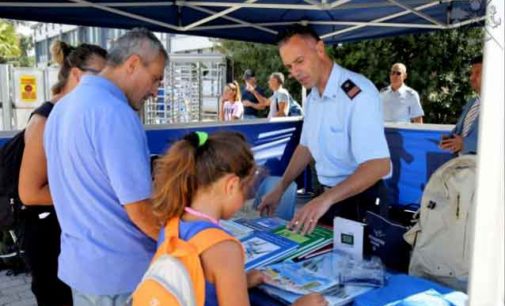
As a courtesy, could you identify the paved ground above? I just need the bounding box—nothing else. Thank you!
[0,271,36,306]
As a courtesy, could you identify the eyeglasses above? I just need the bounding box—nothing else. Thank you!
[390,71,402,76]
[79,67,101,75]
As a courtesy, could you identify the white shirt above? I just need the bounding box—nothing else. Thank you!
[380,84,424,122]
[300,63,390,186]
[223,100,244,121]
[268,88,290,118]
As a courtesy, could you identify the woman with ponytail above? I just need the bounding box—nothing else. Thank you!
[148,131,327,306]
[18,40,107,306]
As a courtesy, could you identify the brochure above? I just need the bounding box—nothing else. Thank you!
[273,225,333,261]
[242,231,298,271]
[260,254,340,294]
[333,217,365,259]
[262,283,372,306]
[235,216,287,232]
[260,252,374,306]
[220,219,254,239]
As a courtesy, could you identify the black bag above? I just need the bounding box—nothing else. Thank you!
[365,210,412,273]
[0,101,53,273]
[0,130,26,229]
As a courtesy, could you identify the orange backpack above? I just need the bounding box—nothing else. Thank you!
[132,217,240,306]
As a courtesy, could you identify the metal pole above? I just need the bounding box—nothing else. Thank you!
[0,64,13,131]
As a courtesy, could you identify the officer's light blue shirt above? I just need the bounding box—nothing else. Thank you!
[300,64,390,187]
[44,76,155,295]
[380,84,424,122]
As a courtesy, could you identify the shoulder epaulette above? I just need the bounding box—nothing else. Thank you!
[341,79,362,100]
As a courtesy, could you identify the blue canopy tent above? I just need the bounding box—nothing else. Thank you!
[0,0,485,45]
[1,1,502,303]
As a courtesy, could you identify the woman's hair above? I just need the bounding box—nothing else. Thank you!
[225,80,242,102]
[50,40,107,95]
[152,131,255,221]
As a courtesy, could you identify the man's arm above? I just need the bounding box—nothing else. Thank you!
[290,157,390,235]
[411,116,423,123]
[124,199,161,240]
[275,100,288,117]
[258,145,313,215]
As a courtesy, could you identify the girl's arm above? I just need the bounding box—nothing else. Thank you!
[201,240,250,306]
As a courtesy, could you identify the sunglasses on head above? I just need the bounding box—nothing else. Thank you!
[390,71,402,76]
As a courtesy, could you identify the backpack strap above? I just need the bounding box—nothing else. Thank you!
[162,217,243,259]
[190,227,242,256]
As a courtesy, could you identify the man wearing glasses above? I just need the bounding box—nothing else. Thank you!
[380,63,424,123]
[44,28,166,305]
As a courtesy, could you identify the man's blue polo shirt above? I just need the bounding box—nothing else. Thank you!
[44,76,155,295]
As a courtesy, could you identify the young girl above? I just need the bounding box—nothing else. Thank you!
[220,81,244,121]
[152,131,327,306]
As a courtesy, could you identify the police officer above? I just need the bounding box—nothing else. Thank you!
[258,25,391,234]
[380,63,424,123]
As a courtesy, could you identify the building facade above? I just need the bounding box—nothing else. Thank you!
[32,23,216,67]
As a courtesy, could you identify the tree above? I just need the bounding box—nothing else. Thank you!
[0,20,21,63]
[218,26,483,124]
[329,27,484,124]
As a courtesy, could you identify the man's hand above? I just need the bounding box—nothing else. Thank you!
[243,100,253,107]
[440,134,464,153]
[257,185,284,216]
[288,197,331,235]
[245,81,255,92]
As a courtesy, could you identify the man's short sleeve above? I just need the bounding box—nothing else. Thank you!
[96,109,152,205]
[409,91,425,118]
[350,86,390,164]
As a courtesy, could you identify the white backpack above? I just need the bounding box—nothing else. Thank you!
[404,155,476,291]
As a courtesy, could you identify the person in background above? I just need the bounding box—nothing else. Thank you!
[380,63,424,123]
[43,28,166,305]
[259,25,391,235]
[19,40,107,306]
[254,72,293,118]
[220,81,244,121]
[150,131,328,306]
[241,69,268,119]
[440,55,483,155]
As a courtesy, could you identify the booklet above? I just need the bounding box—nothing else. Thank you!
[235,216,287,232]
[220,219,254,239]
[273,225,333,261]
[262,283,372,306]
[242,231,299,271]
[260,252,374,306]
[260,254,340,294]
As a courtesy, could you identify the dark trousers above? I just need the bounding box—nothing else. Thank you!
[319,180,387,225]
[22,206,73,306]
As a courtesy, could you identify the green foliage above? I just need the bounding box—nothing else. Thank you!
[217,40,302,102]
[329,27,484,123]
[218,27,483,124]
[0,20,21,63]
